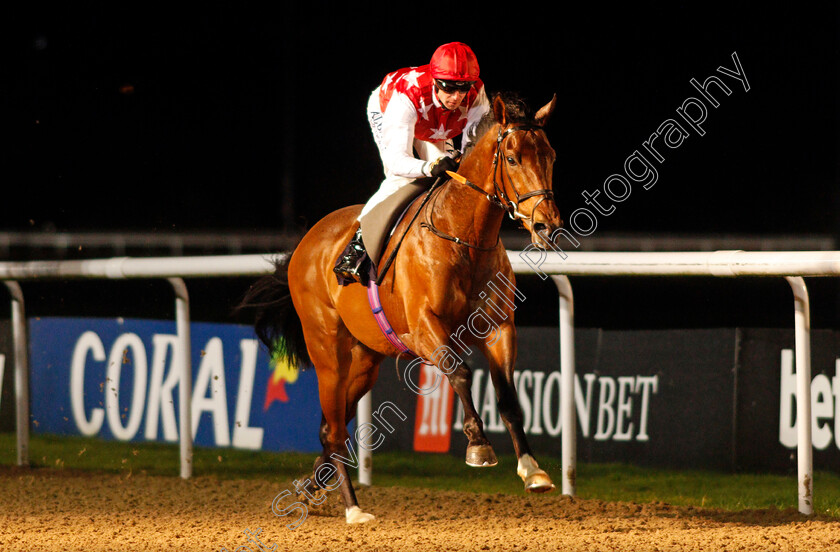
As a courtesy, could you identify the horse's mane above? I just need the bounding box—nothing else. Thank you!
[463,91,535,156]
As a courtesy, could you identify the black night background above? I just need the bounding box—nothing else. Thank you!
[2,3,839,328]
[5,3,837,235]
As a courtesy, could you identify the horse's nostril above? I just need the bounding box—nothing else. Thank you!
[533,222,548,236]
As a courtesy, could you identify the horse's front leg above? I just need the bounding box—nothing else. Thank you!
[476,321,555,493]
[408,315,497,467]
[446,361,497,467]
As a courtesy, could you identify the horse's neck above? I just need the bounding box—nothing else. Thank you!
[433,161,504,248]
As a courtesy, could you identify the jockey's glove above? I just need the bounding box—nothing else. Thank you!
[427,155,460,178]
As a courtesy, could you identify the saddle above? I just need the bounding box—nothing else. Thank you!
[335,178,437,362]
[335,178,434,286]
[361,178,435,272]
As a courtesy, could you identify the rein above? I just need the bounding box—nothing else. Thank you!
[421,123,555,249]
[420,186,501,251]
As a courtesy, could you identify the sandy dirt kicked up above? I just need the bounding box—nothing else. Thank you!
[1,466,838,551]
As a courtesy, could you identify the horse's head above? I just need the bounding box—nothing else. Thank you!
[489,93,564,249]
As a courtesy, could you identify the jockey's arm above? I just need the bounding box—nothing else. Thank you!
[379,93,430,179]
[460,84,491,151]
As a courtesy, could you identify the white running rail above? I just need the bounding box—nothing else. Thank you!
[0,254,284,480]
[3,249,839,515]
[508,248,840,516]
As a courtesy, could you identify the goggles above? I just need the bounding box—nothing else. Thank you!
[434,79,475,93]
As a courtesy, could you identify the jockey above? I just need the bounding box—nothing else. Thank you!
[334,42,491,283]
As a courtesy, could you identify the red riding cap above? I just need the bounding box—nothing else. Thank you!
[430,42,480,81]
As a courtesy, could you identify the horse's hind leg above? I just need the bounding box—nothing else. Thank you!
[477,321,555,493]
[294,415,330,509]
[308,323,379,524]
[306,341,375,498]
[342,343,383,421]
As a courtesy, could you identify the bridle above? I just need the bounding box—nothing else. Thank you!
[421,123,555,249]
[489,123,556,223]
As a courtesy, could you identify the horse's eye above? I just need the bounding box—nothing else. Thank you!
[506,156,517,165]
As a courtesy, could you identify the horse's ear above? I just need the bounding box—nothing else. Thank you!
[535,94,557,127]
[493,95,508,126]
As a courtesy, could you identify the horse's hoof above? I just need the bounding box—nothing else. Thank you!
[524,471,556,493]
[345,506,376,524]
[465,444,498,467]
[517,453,555,493]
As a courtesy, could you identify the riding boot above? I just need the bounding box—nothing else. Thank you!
[333,227,368,284]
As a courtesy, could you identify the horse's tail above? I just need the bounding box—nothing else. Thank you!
[234,252,310,369]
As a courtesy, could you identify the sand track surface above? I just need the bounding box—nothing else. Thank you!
[1,466,837,552]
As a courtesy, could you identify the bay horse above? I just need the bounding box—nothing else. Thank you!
[238,93,564,524]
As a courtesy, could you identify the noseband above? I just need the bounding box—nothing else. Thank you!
[491,124,556,225]
[447,124,555,222]
[420,123,555,250]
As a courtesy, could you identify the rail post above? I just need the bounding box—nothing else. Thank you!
[357,390,373,486]
[785,276,813,515]
[168,278,193,480]
[4,282,29,466]
[552,275,576,497]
